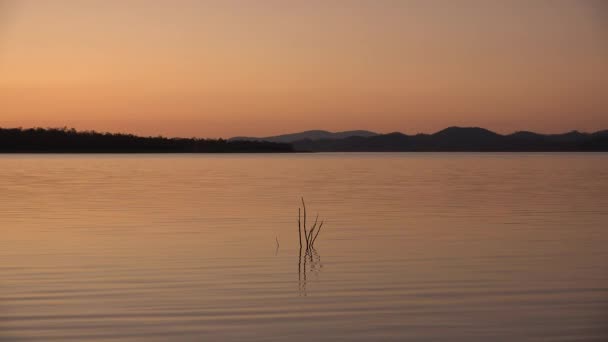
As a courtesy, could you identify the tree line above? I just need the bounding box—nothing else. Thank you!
[0,127,293,153]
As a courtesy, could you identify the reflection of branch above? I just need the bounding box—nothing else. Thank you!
[302,248,308,296]
[298,245,303,294]
[298,247,323,296]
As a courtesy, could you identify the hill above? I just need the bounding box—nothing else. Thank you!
[229,130,377,143]
[3,126,606,153]
[291,127,608,152]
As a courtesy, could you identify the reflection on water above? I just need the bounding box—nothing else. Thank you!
[299,247,323,297]
[1,153,607,341]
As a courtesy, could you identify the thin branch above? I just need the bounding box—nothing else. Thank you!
[302,197,309,248]
[297,199,325,263]
[311,221,323,247]
[306,213,319,250]
[310,214,319,232]
[307,227,315,250]
[298,208,302,249]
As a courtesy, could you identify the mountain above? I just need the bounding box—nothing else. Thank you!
[582,130,608,151]
[592,130,608,137]
[229,130,377,143]
[291,127,608,152]
[427,127,505,150]
[5,126,606,153]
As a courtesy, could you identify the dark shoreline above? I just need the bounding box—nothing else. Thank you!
[2,126,607,153]
[0,127,294,153]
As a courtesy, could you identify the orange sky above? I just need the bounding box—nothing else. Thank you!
[1,0,607,138]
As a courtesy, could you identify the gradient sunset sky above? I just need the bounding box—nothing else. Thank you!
[1,0,607,138]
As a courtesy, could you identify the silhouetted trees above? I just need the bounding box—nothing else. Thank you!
[0,127,293,153]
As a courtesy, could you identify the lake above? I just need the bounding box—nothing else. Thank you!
[1,153,607,341]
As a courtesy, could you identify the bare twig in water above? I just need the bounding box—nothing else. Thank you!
[306,214,319,251]
[297,199,326,296]
[298,208,302,249]
[298,198,325,251]
[311,220,323,246]
[301,198,309,248]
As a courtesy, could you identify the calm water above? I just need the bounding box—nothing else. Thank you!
[1,153,607,341]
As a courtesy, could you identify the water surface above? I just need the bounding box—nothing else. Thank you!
[1,153,607,341]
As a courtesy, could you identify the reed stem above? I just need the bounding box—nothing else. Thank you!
[298,198,324,251]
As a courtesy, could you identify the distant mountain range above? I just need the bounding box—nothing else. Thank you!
[2,126,607,153]
[231,127,608,152]
[229,130,378,143]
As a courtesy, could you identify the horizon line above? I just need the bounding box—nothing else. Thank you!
[2,125,607,140]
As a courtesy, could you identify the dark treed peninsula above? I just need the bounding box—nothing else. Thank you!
[0,127,293,153]
[1,126,608,153]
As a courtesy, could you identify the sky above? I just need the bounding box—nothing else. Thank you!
[1,0,607,138]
